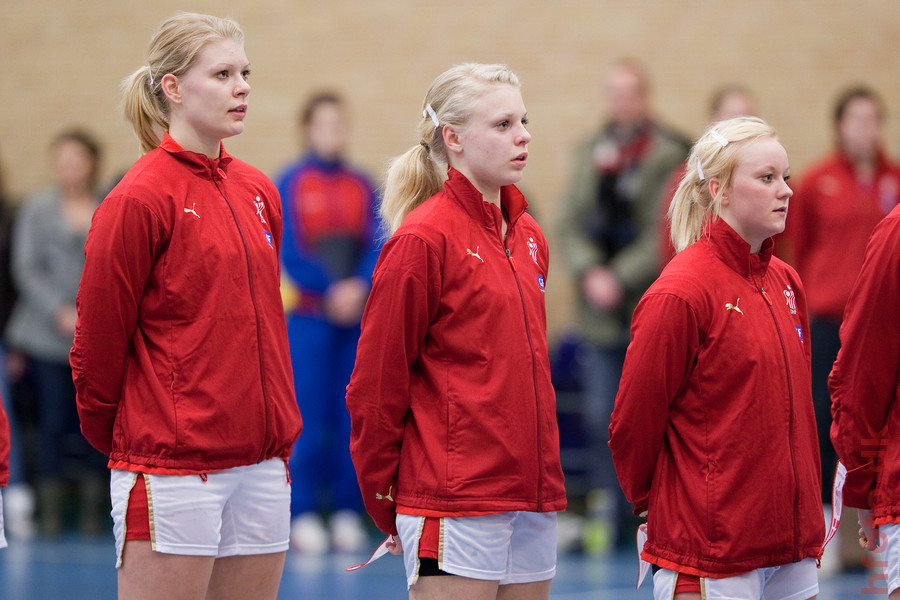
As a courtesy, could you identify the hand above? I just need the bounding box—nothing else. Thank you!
[386,534,403,555]
[858,509,881,551]
[582,266,624,312]
[324,277,369,327]
[55,305,79,337]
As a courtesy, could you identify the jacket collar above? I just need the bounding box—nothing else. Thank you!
[160,133,234,179]
[443,168,529,232]
[705,217,774,280]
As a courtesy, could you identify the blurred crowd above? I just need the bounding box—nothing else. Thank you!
[1,59,898,576]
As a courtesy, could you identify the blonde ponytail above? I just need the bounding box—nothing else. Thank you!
[380,144,444,235]
[121,66,168,155]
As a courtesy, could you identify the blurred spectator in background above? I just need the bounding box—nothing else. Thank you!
[0,145,28,542]
[778,85,900,571]
[5,130,107,537]
[558,58,689,554]
[658,84,759,268]
[274,92,380,554]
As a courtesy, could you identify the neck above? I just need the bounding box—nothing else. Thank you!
[854,158,876,180]
[719,213,763,254]
[60,182,93,200]
[482,190,501,207]
[168,125,221,159]
[451,166,501,207]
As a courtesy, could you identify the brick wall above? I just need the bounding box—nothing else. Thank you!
[3,0,898,337]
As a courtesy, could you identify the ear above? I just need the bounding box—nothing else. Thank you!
[442,125,462,155]
[160,73,182,105]
[708,177,728,206]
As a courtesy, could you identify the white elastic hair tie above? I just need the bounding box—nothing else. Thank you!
[424,104,440,129]
[710,129,729,147]
[148,65,155,86]
[697,161,705,181]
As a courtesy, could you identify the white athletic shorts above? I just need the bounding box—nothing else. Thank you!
[395,511,557,588]
[0,488,6,549]
[653,557,818,600]
[879,521,900,594]
[110,458,290,567]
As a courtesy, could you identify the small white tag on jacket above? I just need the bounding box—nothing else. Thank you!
[823,461,848,548]
[346,535,393,571]
[636,525,650,588]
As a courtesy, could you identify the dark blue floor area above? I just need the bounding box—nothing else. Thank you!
[0,534,884,599]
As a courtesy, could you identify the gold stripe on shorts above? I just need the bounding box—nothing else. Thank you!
[143,474,157,550]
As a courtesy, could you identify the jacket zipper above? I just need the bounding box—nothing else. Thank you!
[216,171,271,462]
[499,224,544,511]
[759,284,801,560]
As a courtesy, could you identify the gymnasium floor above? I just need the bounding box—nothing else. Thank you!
[0,533,883,599]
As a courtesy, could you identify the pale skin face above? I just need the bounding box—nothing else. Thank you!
[443,84,531,208]
[711,137,792,254]
[711,90,757,122]
[837,96,882,166]
[162,39,251,158]
[305,101,348,162]
[52,139,96,194]
[605,64,649,128]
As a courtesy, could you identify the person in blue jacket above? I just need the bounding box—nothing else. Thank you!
[274,92,381,554]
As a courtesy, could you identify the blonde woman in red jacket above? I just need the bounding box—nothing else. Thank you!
[829,202,900,598]
[69,13,301,600]
[345,63,566,600]
[610,117,824,600]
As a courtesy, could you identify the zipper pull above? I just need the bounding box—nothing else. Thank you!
[761,288,772,306]
[505,248,511,258]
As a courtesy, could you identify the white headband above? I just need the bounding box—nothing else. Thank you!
[698,129,730,180]
[710,129,729,147]
[423,104,440,129]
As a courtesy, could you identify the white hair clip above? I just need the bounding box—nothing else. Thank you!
[424,103,440,129]
[697,161,705,181]
[149,65,155,86]
[710,129,729,147]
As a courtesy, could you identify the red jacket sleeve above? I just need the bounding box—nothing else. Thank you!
[829,213,900,508]
[609,292,699,516]
[70,196,165,456]
[0,400,9,487]
[345,234,441,534]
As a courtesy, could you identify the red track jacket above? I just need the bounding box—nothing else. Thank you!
[830,204,900,521]
[610,218,824,576]
[346,169,567,534]
[70,135,302,473]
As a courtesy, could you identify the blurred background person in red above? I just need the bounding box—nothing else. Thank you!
[779,85,900,572]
